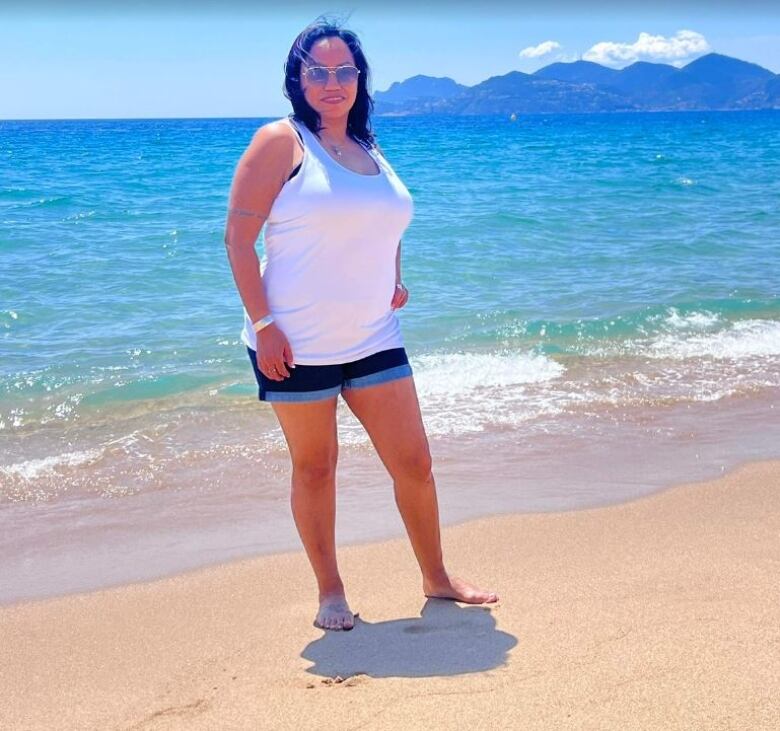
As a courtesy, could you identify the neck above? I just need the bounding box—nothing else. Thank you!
[318,118,349,143]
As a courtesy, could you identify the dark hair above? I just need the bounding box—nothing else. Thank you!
[283,17,376,149]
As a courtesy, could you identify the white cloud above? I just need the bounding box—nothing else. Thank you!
[583,30,710,68]
[519,40,562,59]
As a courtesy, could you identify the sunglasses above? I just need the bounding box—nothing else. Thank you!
[302,65,361,86]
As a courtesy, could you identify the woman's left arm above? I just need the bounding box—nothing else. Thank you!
[391,240,409,310]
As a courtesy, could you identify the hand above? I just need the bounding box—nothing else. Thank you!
[390,282,409,310]
[257,323,295,381]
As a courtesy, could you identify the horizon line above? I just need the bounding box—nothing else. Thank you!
[4,109,780,123]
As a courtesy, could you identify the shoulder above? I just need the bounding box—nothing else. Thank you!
[240,119,299,167]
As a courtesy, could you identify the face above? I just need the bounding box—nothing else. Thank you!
[299,37,359,121]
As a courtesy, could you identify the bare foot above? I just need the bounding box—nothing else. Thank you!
[423,574,498,604]
[314,594,356,631]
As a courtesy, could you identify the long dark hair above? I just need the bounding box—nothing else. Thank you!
[283,17,376,149]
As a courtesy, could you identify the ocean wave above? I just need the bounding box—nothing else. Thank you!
[1,449,103,483]
[399,350,565,436]
[0,186,31,199]
[662,307,721,330]
[3,195,72,209]
[413,349,565,396]
[646,318,780,360]
[465,299,778,346]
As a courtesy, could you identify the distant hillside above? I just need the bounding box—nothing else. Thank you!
[533,60,621,86]
[373,53,780,115]
[373,75,468,115]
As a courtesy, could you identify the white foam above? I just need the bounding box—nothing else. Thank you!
[648,319,780,360]
[663,307,721,331]
[311,350,569,441]
[1,449,103,482]
[412,350,565,397]
[407,350,566,435]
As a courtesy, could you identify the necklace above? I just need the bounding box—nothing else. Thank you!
[321,134,347,157]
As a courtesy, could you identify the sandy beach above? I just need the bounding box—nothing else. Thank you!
[1,458,778,730]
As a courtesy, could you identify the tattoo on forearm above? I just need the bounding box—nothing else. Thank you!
[228,207,267,220]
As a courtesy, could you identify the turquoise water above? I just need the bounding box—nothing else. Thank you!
[2,112,779,438]
[0,111,780,600]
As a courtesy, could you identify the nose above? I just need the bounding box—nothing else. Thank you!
[324,70,342,91]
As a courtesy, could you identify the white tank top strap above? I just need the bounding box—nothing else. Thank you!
[286,116,382,177]
[281,117,307,180]
[284,116,305,146]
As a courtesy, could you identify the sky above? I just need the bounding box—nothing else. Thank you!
[2,1,779,119]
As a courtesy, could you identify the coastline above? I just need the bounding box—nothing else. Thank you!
[3,388,778,608]
[1,459,778,730]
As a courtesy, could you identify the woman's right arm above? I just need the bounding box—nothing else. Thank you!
[224,122,298,380]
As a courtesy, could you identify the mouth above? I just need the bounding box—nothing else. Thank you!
[321,96,346,103]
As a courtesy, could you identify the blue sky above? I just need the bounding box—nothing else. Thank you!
[2,3,779,119]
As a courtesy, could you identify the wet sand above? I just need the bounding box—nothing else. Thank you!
[1,459,778,730]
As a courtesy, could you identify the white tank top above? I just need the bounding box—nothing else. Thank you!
[240,116,414,365]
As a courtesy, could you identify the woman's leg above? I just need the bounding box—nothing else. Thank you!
[341,376,498,604]
[270,396,354,630]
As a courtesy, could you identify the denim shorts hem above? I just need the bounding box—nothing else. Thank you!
[342,363,413,390]
[260,385,342,403]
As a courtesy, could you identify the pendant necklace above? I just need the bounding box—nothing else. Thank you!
[322,135,346,157]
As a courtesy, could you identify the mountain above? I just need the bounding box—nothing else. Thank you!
[655,53,776,109]
[373,53,780,115]
[602,61,679,94]
[682,53,774,87]
[453,70,635,114]
[533,59,621,86]
[372,75,469,115]
[764,75,780,105]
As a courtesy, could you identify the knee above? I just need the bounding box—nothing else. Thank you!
[292,453,337,486]
[394,449,433,484]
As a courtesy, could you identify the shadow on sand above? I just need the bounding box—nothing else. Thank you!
[301,598,517,679]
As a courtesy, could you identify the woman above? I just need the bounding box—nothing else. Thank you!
[224,19,498,631]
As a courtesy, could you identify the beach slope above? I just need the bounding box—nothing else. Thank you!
[1,460,778,730]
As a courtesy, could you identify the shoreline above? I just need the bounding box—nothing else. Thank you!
[1,458,778,729]
[2,388,778,608]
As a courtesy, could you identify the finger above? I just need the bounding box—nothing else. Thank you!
[275,361,290,378]
[260,361,282,381]
[283,343,296,369]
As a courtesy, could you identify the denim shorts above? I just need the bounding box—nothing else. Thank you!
[246,346,413,402]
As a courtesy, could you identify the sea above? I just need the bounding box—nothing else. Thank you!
[2,110,779,604]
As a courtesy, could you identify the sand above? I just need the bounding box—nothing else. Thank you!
[1,459,778,730]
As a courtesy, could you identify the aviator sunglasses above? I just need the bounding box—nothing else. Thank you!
[302,64,361,86]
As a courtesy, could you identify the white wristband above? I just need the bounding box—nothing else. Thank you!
[252,315,274,333]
